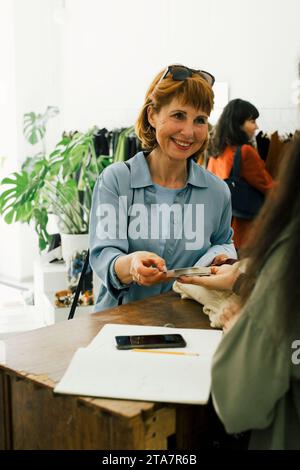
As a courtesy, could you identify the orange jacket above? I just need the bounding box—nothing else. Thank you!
[207,145,274,249]
[207,144,274,193]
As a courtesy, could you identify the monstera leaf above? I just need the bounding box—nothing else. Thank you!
[23,106,59,145]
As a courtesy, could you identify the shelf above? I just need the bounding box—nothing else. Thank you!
[34,257,98,324]
[44,292,94,324]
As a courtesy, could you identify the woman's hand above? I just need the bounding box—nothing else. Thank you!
[210,253,230,266]
[129,251,168,286]
[177,263,241,291]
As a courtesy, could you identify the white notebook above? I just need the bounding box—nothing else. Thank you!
[54,323,222,405]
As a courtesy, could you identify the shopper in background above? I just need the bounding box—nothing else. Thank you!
[207,99,274,250]
[89,65,236,311]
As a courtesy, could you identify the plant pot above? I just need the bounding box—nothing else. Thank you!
[60,233,89,263]
[46,213,60,235]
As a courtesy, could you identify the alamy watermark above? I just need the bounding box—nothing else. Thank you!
[291,340,300,365]
[96,196,205,250]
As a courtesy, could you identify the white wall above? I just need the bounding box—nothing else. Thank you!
[208,0,299,132]
[60,0,300,133]
[0,0,299,281]
[0,0,23,281]
[0,0,62,281]
[14,0,62,162]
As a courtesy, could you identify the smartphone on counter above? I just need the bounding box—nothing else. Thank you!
[115,333,187,350]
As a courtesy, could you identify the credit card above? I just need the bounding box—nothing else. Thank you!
[166,266,212,278]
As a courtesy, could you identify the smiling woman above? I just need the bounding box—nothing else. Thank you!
[89,64,237,312]
[146,98,209,181]
[137,64,214,163]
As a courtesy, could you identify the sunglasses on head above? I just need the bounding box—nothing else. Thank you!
[159,65,215,87]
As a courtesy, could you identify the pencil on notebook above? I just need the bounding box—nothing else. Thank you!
[131,349,199,356]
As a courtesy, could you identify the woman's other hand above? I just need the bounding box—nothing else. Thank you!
[211,253,230,266]
[177,263,241,291]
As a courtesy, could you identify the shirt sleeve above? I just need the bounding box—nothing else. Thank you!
[195,195,237,266]
[211,275,290,434]
[89,167,131,300]
[108,255,131,290]
[241,145,274,193]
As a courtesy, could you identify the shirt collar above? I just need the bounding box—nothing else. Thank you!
[129,151,208,189]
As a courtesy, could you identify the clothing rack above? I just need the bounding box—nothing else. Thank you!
[93,126,141,163]
[203,128,297,179]
[256,130,295,178]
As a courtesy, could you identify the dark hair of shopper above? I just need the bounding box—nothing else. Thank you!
[211,98,259,155]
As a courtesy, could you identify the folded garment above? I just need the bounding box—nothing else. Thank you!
[173,281,239,328]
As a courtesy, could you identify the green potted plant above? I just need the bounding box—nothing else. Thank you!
[0,107,112,252]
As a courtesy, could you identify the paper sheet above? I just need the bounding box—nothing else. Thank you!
[54,324,222,404]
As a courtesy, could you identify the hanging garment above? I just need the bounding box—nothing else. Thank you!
[113,127,141,162]
[256,131,270,161]
[93,128,110,156]
[265,131,285,179]
[113,127,134,162]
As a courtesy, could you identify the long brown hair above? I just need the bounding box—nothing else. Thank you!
[240,133,300,331]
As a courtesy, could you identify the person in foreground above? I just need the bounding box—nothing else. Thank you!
[179,132,300,449]
[89,65,236,311]
[207,98,274,250]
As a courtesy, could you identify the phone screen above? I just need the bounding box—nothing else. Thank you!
[115,334,186,350]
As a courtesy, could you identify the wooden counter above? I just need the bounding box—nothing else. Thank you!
[0,291,215,450]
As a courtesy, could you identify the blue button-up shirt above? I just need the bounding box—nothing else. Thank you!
[89,152,236,311]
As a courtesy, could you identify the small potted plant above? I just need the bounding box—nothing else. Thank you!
[0,108,112,253]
